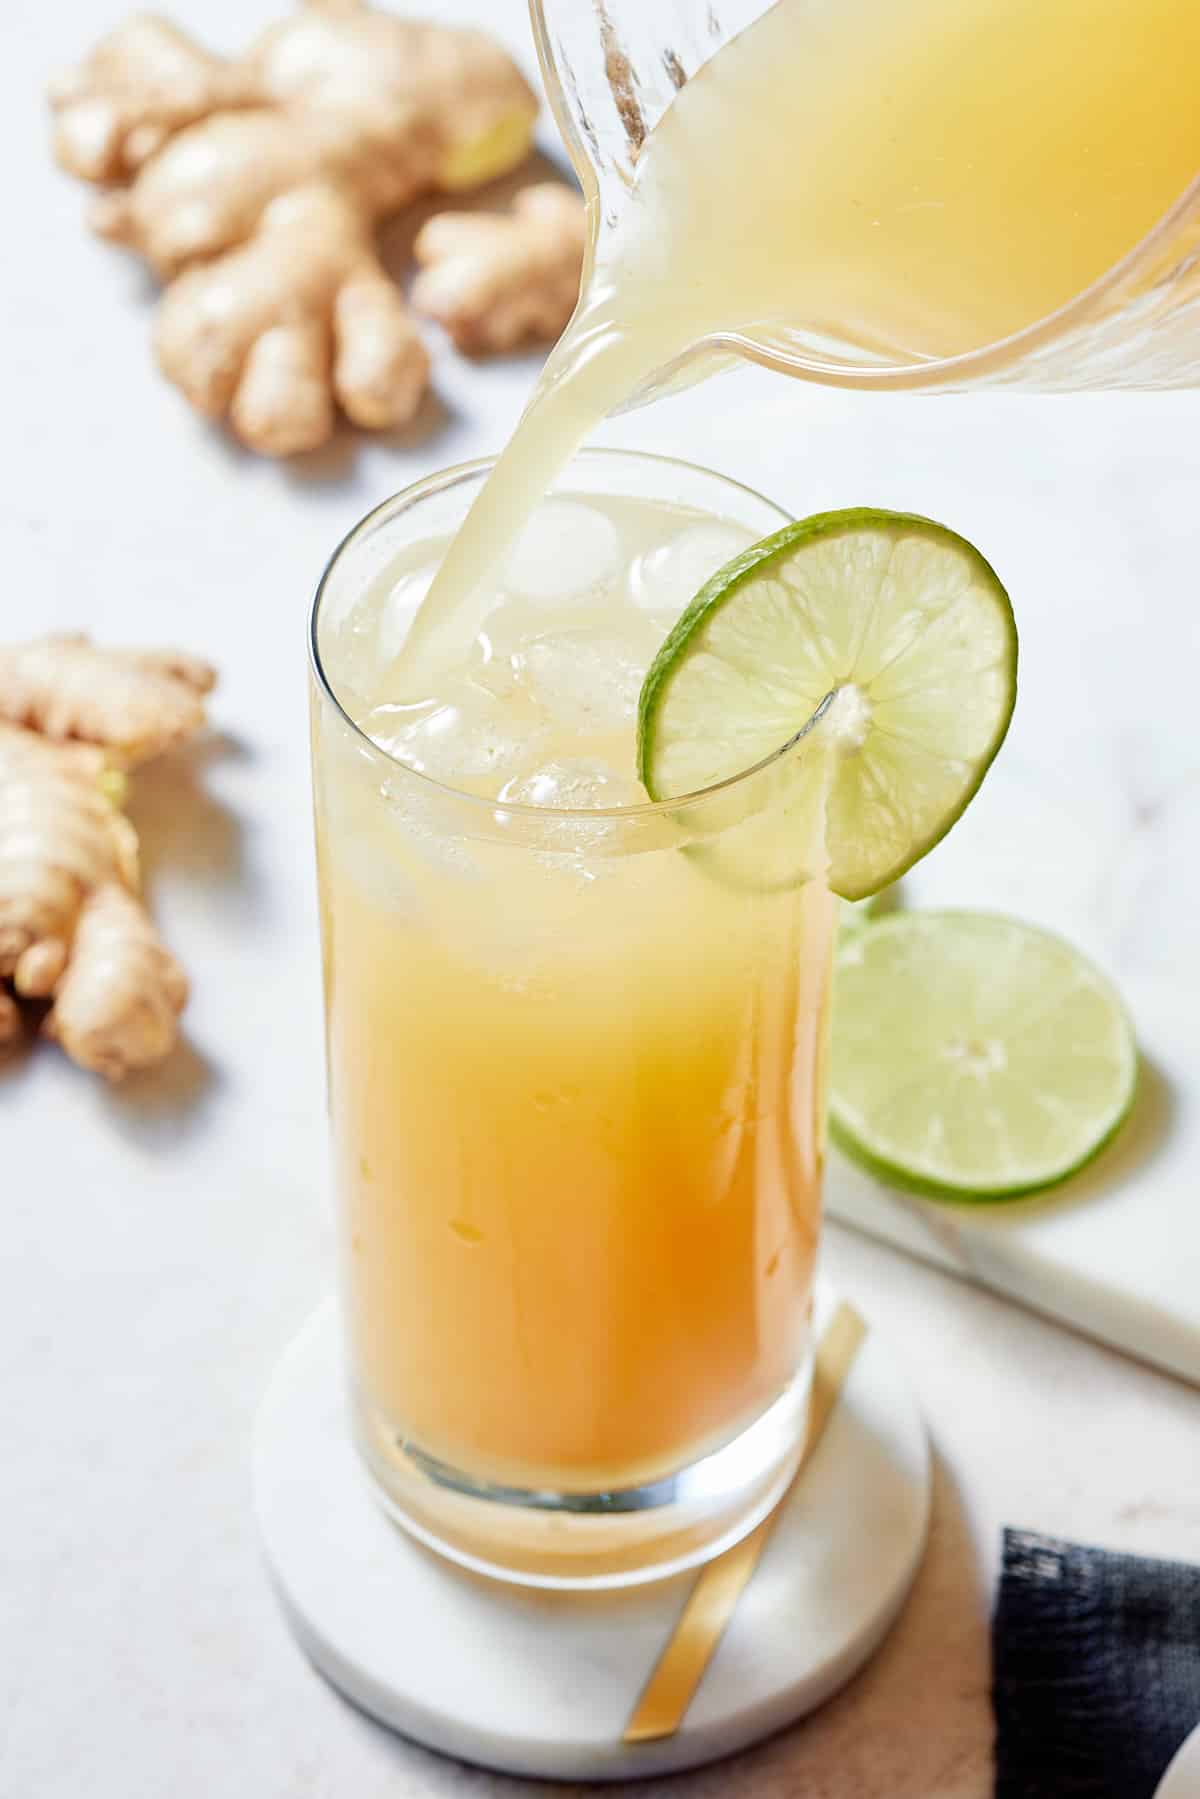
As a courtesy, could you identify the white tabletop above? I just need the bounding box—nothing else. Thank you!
[4,3,1200,1795]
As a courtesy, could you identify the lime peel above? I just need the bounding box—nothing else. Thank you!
[637,507,1018,899]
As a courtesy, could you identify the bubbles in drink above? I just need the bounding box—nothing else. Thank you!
[503,500,622,606]
[380,776,482,884]
[363,679,549,789]
[500,759,648,865]
[499,758,647,810]
[515,624,652,734]
[630,523,755,621]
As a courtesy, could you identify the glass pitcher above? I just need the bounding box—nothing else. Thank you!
[529,0,1200,395]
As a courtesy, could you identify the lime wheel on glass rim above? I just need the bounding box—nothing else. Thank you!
[637,507,1017,899]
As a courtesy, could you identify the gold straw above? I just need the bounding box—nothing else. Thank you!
[623,1302,867,1743]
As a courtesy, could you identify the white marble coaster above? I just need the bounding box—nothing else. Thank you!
[254,1294,930,1781]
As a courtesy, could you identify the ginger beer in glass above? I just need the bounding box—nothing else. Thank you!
[311,451,835,1586]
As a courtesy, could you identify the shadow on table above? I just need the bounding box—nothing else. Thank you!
[128,731,251,904]
[96,728,255,1132]
[98,1036,223,1147]
[325,1452,991,1799]
[0,1010,222,1144]
[281,385,459,488]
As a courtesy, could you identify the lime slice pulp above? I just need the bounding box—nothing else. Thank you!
[637,508,1017,899]
[830,911,1137,1200]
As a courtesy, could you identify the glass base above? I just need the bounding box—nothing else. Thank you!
[257,1296,931,1773]
[355,1358,813,1590]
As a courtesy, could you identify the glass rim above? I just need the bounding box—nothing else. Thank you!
[308,446,831,823]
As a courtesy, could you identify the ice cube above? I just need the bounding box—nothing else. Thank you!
[363,679,549,790]
[503,500,622,607]
[499,758,647,810]
[379,776,482,883]
[630,523,755,620]
[465,600,547,699]
[377,564,436,663]
[515,626,650,734]
[466,627,517,699]
[499,759,647,865]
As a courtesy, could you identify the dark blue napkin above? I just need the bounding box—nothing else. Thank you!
[993,1528,1200,1797]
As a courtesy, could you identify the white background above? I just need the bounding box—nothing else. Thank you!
[3,2,1199,1794]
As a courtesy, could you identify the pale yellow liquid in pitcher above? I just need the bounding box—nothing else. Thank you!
[403,0,1200,679]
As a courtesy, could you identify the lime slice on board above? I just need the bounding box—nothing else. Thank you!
[637,509,1017,899]
[830,911,1137,1201]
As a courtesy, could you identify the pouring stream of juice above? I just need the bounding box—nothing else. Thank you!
[401,0,1200,687]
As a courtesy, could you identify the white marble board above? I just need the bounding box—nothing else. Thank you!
[825,722,1199,1386]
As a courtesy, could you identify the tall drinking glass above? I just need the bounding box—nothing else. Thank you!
[310,451,836,1588]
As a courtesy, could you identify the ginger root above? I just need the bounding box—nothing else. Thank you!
[48,883,189,1082]
[0,639,214,1078]
[0,723,137,991]
[49,1,545,455]
[156,182,430,457]
[413,184,588,354]
[0,635,214,765]
[48,16,247,185]
[0,986,20,1048]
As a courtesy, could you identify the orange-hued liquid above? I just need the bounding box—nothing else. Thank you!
[314,487,834,1493]
[322,841,831,1491]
